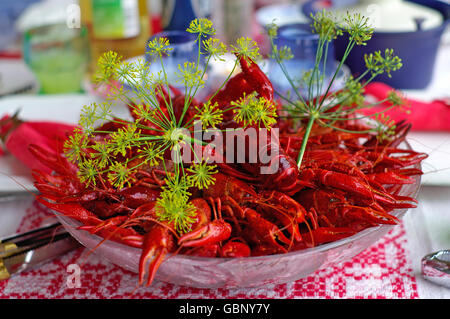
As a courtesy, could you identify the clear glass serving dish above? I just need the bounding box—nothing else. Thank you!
[55,143,422,289]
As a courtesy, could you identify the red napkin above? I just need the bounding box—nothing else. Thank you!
[0,114,77,173]
[363,82,450,132]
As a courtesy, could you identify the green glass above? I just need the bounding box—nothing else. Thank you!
[23,24,89,94]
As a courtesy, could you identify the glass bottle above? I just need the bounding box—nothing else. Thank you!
[79,0,151,73]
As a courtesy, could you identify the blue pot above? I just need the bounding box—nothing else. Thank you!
[303,0,450,89]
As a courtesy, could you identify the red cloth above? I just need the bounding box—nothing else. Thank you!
[364,82,450,132]
[0,200,419,299]
[0,116,76,173]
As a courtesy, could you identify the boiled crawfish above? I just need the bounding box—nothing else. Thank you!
[24,52,427,288]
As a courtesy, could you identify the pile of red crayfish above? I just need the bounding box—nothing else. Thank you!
[12,56,426,286]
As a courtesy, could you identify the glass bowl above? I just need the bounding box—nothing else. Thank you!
[55,143,421,289]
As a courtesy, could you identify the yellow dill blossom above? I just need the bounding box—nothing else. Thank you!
[90,142,112,169]
[310,10,343,41]
[202,37,227,61]
[147,36,173,57]
[161,172,191,199]
[107,161,133,189]
[231,92,277,129]
[365,49,403,78]
[175,62,205,88]
[194,101,223,129]
[186,18,216,36]
[109,124,140,156]
[94,51,122,83]
[343,13,374,46]
[187,159,218,190]
[230,37,260,61]
[77,159,98,186]
[155,190,197,234]
[252,97,278,130]
[230,92,258,127]
[137,142,163,167]
[63,128,88,163]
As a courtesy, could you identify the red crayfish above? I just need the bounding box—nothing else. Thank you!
[1,54,427,287]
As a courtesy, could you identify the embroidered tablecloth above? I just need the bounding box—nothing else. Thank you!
[0,198,424,299]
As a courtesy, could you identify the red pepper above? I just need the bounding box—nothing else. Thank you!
[0,114,77,173]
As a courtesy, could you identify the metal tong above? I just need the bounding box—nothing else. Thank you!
[0,222,80,280]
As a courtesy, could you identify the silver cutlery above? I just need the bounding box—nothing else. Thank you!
[0,222,80,280]
[422,249,450,289]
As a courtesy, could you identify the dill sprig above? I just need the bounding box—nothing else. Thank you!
[65,18,277,235]
[267,10,405,168]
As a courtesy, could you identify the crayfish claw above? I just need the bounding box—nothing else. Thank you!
[138,225,175,286]
[178,220,232,248]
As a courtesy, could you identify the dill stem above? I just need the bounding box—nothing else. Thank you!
[296,114,316,168]
[179,53,212,127]
[309,37,324,103]
[319,40,330,97]
[121,75,172,130]
[158,54,177,123]
[318,39,355,110]
[206,59,239,103]
[188,136,208,146]
[269,38,308,107]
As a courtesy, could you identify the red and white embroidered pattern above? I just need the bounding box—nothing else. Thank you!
[0,201,419,299]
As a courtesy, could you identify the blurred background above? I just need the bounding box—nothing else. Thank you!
[0,0,448,97]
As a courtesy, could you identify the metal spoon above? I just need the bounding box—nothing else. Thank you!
[422,250,450,288]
